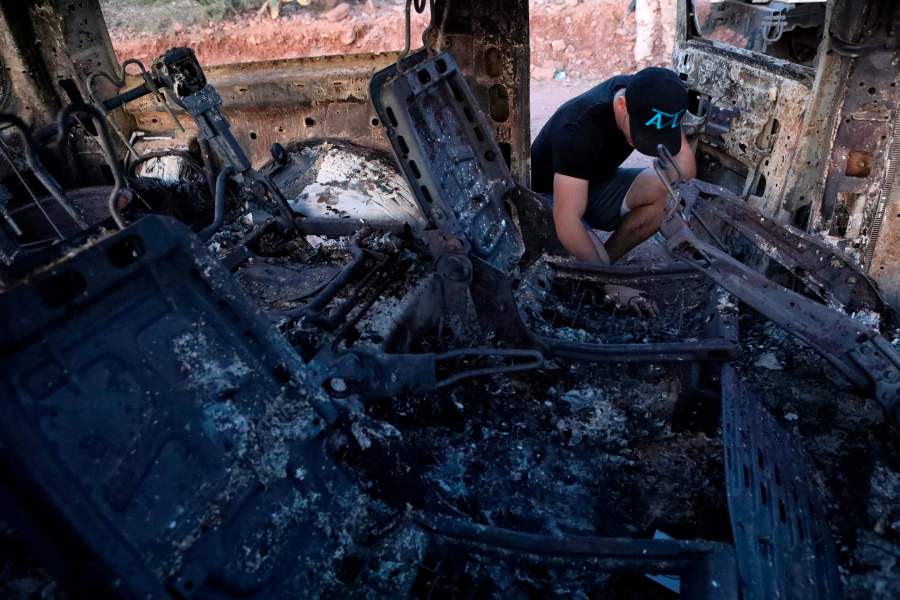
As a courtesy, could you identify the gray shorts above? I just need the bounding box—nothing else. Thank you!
[539,167,643,253]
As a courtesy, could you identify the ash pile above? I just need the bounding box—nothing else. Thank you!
[0,48,897,600]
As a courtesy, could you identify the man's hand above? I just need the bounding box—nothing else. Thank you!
[668,132,698,181]
[603,283,659,318]
[553,174,611,264]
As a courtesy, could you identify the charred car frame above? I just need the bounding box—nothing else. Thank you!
[0,0,898,598]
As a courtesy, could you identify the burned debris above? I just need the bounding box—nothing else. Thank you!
[0,1,899,598]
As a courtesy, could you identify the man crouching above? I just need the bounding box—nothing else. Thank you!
[530,67,696,316]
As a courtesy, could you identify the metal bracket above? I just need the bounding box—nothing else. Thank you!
[689,178,889,315]
[681,96,740,146]
[311,345,544,400]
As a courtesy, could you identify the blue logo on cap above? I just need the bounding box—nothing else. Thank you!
[644,108,684,130]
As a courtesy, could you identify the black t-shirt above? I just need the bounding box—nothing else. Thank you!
[530,75,634,193]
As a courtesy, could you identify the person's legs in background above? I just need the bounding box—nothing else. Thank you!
[634,0,658,69]
[659,0,678,66]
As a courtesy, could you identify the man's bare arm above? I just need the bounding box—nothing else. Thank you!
[671,132,697,180]
[552,173,611,264]
[552,174,656,316]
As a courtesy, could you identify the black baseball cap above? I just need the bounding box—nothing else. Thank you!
[624,67,688,157]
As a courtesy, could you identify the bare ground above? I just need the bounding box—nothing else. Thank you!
[101,1,662,80]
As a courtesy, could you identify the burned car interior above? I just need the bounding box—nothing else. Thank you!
[0,0,898,598]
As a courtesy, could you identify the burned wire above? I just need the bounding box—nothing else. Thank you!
[398,0,436,70]
[54,104,133,229]
[435,348,544,388]
[0,113,87,231]
[0,136,65,240]
[85,58,185,160]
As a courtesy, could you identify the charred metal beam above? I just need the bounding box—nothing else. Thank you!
[688,179,888,315]
[660,175,900,421]
[417,514,738,599]
[548,260,699,280]
[542,337,735,363]
[311,346,544,400]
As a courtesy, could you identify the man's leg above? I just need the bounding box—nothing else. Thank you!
[659,0,677,65]
[602,169,668,263]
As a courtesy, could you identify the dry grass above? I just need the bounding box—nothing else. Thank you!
[100,0,260,33]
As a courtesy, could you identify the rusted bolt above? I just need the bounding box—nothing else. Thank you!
[442,255,472,282]
[445,237,463,252]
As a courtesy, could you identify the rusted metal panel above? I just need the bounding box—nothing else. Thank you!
[0,1,127,185]
[0,7,56,126]
[82,0,530,184]
[819,61,896,226]
[122,53,400,167]
[674,2,869,231]
[862,115,900,305]
[675,40,812,221]
[119,0,531,186]
[817,49,899,281]
[434,0,531,186]
[846,150,874,178]
[767,19,854,226]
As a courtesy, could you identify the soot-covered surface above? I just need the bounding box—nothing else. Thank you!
[376,362,728,539]
[349,360,727,597]
[2,216,896,598]
[209,227,733,596]
[216,221,898,597]
[735,312,900,599]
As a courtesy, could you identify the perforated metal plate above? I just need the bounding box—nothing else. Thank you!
[370,50,524,273]
[721,366,842,600]
[0,216,354,597]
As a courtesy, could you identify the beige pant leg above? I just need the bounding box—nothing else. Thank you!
[634,0,658,67]
[659,0,677,65]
